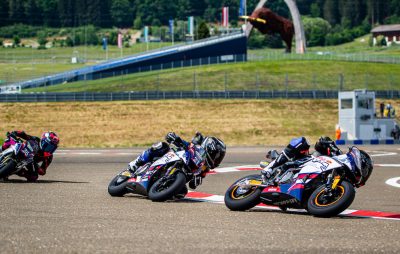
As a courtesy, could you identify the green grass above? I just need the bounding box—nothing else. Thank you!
[23,60,400,92]
[3,35,400,91]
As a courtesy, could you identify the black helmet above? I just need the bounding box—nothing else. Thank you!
[359,150,373,186]
[314,136,335,156]
[201,137,226,169]
[284,136,310,159]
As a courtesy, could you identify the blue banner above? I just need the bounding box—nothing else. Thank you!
[144,26,149,42]
[169,20,174,35]
[102,37,107,50]
[239,0,246,16]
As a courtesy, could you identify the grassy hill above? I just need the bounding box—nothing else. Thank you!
[2,34,400,92]
[23,60,400,93]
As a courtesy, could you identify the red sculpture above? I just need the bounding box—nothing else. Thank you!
[249,7,294,53]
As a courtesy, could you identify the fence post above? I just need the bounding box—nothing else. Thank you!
[193,70,197,92]
[339,74,344,91]
[224,72,228,92]
[157,74,160,92]
[285,73,289,98]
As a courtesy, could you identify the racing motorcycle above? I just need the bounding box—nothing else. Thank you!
[224,146,373,217]
[0,136,40,180]
[108,145,205,202]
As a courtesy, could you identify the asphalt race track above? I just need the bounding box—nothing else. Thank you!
[1,146,400,253]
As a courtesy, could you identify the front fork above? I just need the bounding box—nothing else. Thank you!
[324,169,341,196]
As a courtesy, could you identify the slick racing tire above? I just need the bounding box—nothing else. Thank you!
[307,180,355,217]
[0,156,17,179]
[108,175,129,197]
[224,174,262,211]
[148,172,186,202]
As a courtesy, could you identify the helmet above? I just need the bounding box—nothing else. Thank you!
[359,150,373,185]
[284,137,310,159]
[314,137,334,155]
[201,137,226,169]
[347,147,373,186]
[40,131,59,154]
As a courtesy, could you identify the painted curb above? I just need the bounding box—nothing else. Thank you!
[184,191,400,221]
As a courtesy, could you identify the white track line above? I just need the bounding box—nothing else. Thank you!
[386,177,400,188]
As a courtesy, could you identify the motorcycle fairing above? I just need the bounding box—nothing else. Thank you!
[260,188,302,208]
[151,151,187,167]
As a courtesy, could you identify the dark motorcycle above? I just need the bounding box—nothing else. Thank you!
[224,146,373,217]
[0,136,42,180]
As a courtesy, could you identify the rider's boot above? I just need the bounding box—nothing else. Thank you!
[128,157,145,174]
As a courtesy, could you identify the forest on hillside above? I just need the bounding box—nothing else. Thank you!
[0,0,399,48]
[0,0,399,28]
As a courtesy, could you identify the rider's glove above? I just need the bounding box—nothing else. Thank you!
[191,131,204,145]
[165,132,178,144]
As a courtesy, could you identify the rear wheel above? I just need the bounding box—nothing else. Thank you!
[224,174,262,211]
[108,175,129,197]
[148,172,186,202]
[0,155,17,179]
[307,180,355,217]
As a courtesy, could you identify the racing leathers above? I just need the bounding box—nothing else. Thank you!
[261,136,342,184]
[128,132,207,190]
[1,131,53,181]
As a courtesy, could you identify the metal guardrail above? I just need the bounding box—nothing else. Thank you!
[0,90,398,102]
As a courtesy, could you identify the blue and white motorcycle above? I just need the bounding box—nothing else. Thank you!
[108,145,206,201]
[224,146,373,217]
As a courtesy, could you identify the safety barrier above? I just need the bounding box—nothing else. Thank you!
[0,90,398,103]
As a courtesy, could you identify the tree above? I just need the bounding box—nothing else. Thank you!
[58,0,76,27]
[9,0,26,24]
[24,0,42,26]
[86,0,104,27]
[37,31,48,49]
[302,16,331,46]
[0,0,9,26]
[197,21,210,40]
[13,35,20,46]
[38,0,60,27]
[133,16,142,30]
[323,0,339,25]
[310,3,321,18]
[110,0,132,27]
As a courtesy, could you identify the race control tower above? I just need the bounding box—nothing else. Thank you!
[338,90,397,143]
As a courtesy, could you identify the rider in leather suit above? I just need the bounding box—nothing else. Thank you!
[261,136,341,183]
[1,130,59,182]
[128,131,226,189]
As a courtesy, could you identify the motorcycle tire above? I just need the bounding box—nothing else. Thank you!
[0,156,17,179]
[307,180,355,217]
[224,174,262,211]
[148,172,186,202]
[108,175,129,197]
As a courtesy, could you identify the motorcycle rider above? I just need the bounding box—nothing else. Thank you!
[127,131,226,190]
[261,136,342,183]
[1,130,59,182]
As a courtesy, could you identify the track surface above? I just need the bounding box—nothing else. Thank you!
[1,146,400,253]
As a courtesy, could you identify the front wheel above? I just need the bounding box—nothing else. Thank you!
[0,156,17,179]
[307,180,355,217]
[148,172,186,202]
[224,174,262,211]
[108,175,129,197]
